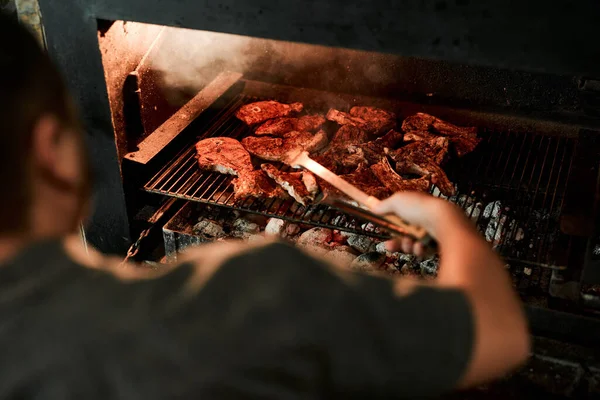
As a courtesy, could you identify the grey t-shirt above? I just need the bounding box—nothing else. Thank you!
[0,239,473,399]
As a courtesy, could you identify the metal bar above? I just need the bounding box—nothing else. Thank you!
[535,137,564,264]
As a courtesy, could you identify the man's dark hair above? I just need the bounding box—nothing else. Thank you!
[0,11,79,233]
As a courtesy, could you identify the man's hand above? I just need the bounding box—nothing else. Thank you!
[373,192,471,258]
[375,192,531,388]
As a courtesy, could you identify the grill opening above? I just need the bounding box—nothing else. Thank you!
[143,93,577,280]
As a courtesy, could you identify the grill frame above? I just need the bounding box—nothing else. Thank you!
[143,91,578,273]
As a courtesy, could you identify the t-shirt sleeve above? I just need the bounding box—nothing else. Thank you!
[325,273,474,399]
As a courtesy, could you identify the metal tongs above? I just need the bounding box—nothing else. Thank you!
[287,150,438,258]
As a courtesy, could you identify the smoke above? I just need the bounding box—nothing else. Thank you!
[146,25,401,106]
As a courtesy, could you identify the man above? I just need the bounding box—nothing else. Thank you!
[0,12,529,399]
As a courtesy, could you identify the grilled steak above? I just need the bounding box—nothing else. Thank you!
[370,158,431,193]
[241,130,329,162]
[390,138,455,196]
[232,170,287,201]
[349,106,396,135]
[353,129,404,164]
[195,137,253,176]
[319,164,391,202]
[261,164,318,206]
[330,125,370,148]
[297,115,327,132]
[450,136,481,157]
[402,112,477,138]
[255,115,326,136]
[403,130,438,143]
[402,112,481,157]
[236,101,303,126]
[327,107,396,136]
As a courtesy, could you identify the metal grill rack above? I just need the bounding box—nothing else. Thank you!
[144,95,576,279]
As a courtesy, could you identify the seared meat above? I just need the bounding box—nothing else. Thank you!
[236,101,303,126]
[392,153,454,197]
[353,129,404,164]
[428,136,450,165]
[232,170,287,201]
[330,125,370,148]
[315,128,403,172]
[302,126,369,172]
[326,107,396,136]
[319,164,391,202]
[255,115,326,136]
[255,118,296,136]
[403,130,438,142]
[450,136,481,157]
[402,112,481,157]
[390,139,455,196]
[241,130,328,162]
[349,106,397,135]
[297,115,327,132]
[194,137,286,200]
[261,164,318,206]
[370,158,431,193]
[390,137,449,166]
[195,137,253,176]
[402,112,477,138]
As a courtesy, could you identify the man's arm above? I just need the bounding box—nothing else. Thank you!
[374,192,530,388]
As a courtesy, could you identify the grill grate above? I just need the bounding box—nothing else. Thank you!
[144,94,576,280]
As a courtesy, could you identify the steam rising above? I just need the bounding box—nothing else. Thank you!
[146,26,399,105]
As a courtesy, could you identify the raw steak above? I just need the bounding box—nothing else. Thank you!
[255,115,326,136]
[236,101,303,126]
[261,164,318,206]
[241,130,328,162]
[195,137,253,176]
[370,158,431,193]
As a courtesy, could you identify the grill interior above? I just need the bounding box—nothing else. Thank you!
[144,94,577,275]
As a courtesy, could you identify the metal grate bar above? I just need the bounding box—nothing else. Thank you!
[145,94,578,269]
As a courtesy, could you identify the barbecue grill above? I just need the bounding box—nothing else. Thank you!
[37,0,600,355]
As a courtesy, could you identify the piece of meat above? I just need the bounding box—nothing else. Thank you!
[402,112,478,139]
[349,106,397,136]
[395,157,455,197]
[370,158,432,193]
[195,137,253,176]
[450,136,481,157]
[319,164,391,202]
[261,164,318,206]
[428,136,450,165]
[330,125,370,148]
[390,137,449,166]
[236,101,303,126]
[255,118,296,136]
[255,114,326,136]
[318,125,371,169]
[241,130,329,162]
[327,107,396,136]
[297,115,327,132]
[352,129,404,164]
[389,139,455,196]
[231,170,287,201]
[403,130,438,143]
